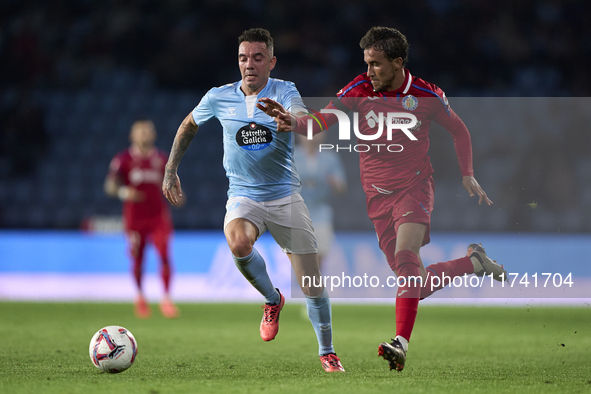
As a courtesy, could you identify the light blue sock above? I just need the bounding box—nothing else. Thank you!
[233,248,280,305]
[305,288,335,356]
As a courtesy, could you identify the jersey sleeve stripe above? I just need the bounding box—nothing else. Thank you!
[411,84,451,116]
[338,80,370,98]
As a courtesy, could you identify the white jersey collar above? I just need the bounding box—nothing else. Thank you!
[402,70,412,94]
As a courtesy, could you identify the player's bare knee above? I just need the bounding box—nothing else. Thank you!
[300,283,323,298]
[227,235,253,258]
[230,244,253,258]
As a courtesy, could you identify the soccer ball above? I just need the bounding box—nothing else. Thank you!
[89,325,137,373]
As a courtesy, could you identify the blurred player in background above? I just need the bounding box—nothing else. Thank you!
[293,133,347,266]
[294,134,347,318]
[105,119,180,319]
[257,26,507,372]
[162,28,344,372]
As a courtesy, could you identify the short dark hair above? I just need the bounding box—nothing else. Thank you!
[359,27,409,65]
[238,28,274,56]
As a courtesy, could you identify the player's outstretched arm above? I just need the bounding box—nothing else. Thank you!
[256,98,294,132]
[163,113,199,205]
[435,107,491,206]
[257,97,335,136]
[462,176,493,206]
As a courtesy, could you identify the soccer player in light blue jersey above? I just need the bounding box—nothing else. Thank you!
[162,28,344,372]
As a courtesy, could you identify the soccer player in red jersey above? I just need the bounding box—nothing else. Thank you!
[257,27,507,371]
[105,119,180,319]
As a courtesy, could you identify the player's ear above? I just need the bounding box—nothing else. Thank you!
[269,56,277,71]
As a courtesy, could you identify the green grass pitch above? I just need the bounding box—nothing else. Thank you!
[1,302,590,393]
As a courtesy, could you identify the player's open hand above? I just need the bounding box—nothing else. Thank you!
[256,97,293,132]
[462,176,492,206]
[162,170,183,206]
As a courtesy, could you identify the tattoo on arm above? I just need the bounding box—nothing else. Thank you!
[163,115,198,188]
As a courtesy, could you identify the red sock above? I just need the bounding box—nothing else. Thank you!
[420,256,473,299]
[154,230,172,295]
[161,259,172,294]
[129,233,146,292]
[131,246,145,292]
[132,256,144,291]
[394,250,421,342]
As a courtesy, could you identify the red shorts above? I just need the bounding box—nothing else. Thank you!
[124,210,172,251]
[366,176,434,253]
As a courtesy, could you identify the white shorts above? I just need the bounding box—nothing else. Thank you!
[223,194,317,255]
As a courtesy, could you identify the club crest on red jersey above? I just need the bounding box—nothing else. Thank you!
[402,95,418,111]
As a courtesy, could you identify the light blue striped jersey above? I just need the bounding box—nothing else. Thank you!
[192,78,305,201]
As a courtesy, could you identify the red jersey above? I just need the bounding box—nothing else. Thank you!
[108,147,170,225]
[335,70,474,198]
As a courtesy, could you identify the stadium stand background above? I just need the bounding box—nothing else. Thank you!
[1,0,590,233]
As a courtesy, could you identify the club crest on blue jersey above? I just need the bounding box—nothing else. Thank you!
[402,95,418,111]
[236,122,273,151]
